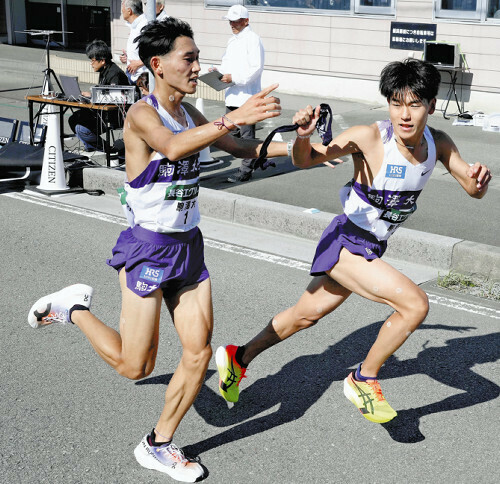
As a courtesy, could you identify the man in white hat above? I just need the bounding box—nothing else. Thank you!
[219,4,265,182]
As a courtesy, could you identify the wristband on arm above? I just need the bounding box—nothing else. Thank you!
[214,115,240,131]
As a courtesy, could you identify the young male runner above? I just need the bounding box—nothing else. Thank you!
[216,58,492,424]
[27,18,286,482]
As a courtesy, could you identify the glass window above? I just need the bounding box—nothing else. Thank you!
[488,0,500,17]
[208,0,393,13]
[435,0,481,19]
[440,0,477,10]
[244,1,350,10]
[207,0,500,20]
[355,0,395,14]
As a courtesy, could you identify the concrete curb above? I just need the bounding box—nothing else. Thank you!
[83,167,500,280]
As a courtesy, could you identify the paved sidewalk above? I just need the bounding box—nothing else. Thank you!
[83,167,500,281]
[0,43,499,280]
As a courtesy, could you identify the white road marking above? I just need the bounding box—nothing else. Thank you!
[5,192,128,226]
[427,294,500,320]
[206,239,310,271]
[5,191,499,319]
[332,114,349,130]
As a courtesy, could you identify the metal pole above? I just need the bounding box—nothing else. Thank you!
[145,1,156,21]
[60,0,68,48]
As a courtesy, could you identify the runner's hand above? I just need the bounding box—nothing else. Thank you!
[228,84,281,126]
[293,105,320,137]
[467,162,491,191]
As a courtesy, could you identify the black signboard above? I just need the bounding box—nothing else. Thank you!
[390,22,437,51]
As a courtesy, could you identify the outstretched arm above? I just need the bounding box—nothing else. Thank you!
[436,129,492,199]
[129,84,282,164]
[291,105,375,169]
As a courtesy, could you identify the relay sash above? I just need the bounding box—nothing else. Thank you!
[254,103,333,170]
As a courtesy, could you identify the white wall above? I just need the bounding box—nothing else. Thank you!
[110,0,500,112]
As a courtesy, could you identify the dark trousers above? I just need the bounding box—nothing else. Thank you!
[68,109,105,151]
[68,109,122,152]
[226,106,256,174]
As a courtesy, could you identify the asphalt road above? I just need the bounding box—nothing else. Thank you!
[1,192,499,483]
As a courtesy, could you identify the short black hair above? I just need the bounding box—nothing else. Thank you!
[379,58,441,103]
[136,18,194,75]
[86,39,112,64]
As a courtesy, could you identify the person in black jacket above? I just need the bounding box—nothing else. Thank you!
[69,40,129,152]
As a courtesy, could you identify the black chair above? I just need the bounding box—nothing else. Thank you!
[0,142,44,183]
[0,117,19,146]
[16,121,47,146]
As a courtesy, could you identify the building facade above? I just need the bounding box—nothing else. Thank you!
[173,0,500,111]
[3,1,500,111]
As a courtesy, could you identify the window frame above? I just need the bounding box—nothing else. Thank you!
[434,0,500,21]
[205,1,376,17]
[354,0,395,16]
[205,0,500,21]
[205,0,236,6]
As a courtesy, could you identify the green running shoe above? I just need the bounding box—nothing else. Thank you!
[343,371,397,423]
[216,345,246,403]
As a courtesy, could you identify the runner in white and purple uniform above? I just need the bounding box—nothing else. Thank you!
[27,17,288,483]
[107,93,209,298]
[216,58,492,428]
[311,119,437,275]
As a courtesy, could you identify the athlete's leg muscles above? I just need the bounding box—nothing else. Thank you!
[154,278,213,441]
[242,275,352,366]
[326,248,429,377]
[71,268,163,379]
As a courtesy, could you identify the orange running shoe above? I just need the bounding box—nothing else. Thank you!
[215,345,247,403]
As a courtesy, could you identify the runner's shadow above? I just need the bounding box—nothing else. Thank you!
[138,319,385,455]
[381,331,500,443]
[137,323,499,453]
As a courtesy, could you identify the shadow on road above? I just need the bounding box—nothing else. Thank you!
[137,323,499,453]
[199,155,302,190]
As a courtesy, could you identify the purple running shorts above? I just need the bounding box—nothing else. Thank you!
[107,225,209,297]
[310,213,387,276]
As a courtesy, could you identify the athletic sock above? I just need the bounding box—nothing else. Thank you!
[69,304,89,323]
[148,429,171,447]
[235,345,247,369]
[354,364,377,382]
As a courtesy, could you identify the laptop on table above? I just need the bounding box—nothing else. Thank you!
[59,75,91,103]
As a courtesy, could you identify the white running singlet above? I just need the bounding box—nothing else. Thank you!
[119,94,201,233]
[340,120,437,241]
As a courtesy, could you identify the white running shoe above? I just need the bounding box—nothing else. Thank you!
[134,434,205,482]
[27,284,93,328]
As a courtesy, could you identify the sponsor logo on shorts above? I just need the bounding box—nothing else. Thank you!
[140,266,164,283]
[135,281,159,292]
[386,165,406,179]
